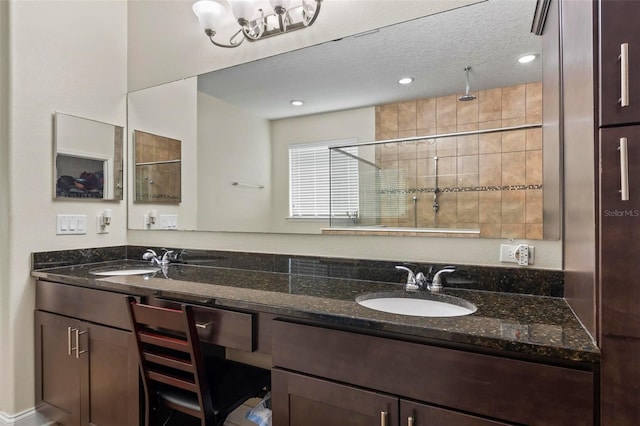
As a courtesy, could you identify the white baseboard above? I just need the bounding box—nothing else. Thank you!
[0,409,53,426]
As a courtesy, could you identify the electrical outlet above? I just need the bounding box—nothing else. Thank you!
[499,244,535,265]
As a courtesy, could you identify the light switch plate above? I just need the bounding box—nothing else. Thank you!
[56,214,87,235]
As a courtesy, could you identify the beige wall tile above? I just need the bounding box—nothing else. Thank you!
[526,127,542,150]
[479,88,502,122]
[478,119,502,130]
[502,190,526,223]
[479,131,502,154]
[379,104,398,132]
[457,94,479,125]
[501,84,526,120]
[480,223,502,238]
[417,98,436,129]
[526,82,543,124]
[526,224,543,239]
[502,129,526,152]
[417,196,435,228]
[479,191,502,223]
[479,153,502,186]
[379,143,398,161]
[436,156,457,188]
[417,158,436,179]
[398,100,417,131]
[502,151,526,185]
[457,192,479,222]
[457,155,479,187]
[379,130,398,141]
[502,117,526,127]
[398,141,417,160]
[526,189,543,223]
[436,132,457,158]
[436,95,457,127]
[436,192,457,223]
[526,150,543,185]
[416,139,437,159]
[416,127,437,138]
[398,130,417,139]
[457,134,479,156]
[398,159,417,179]
[501,223,526,239]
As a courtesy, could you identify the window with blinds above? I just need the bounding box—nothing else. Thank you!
[289,140,359,218]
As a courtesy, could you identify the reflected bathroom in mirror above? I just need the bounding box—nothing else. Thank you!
[128,0,559,239]
[54,112,123,200]
[133,130,182,203]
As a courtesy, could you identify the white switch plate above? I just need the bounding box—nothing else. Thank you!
[56,214,87,235]
[499,244,534,265]
[160,214,178,229]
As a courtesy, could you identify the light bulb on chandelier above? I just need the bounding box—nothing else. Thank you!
[192,0,322,48]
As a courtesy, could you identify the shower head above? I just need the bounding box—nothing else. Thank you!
[459,66,476,102]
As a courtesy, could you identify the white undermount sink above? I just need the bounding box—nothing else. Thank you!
[89,267,160,276]
[356,291,477,317]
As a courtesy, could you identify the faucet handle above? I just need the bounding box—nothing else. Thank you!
[396,265,420,291]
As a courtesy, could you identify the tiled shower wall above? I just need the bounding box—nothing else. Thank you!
[134,130,182,203]
[374,82,543,239]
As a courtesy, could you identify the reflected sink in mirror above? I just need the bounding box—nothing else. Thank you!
[89,266,160,276]
[356,291,477,317]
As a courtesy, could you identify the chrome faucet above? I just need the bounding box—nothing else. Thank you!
[395,265,456,293]
[142,249,175,266]
[395,265,420,291]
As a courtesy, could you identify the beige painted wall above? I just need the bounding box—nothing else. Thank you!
[2,0,127,416]
[127,77,199,230]
[197,92,272,232]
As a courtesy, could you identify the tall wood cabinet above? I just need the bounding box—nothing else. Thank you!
[598,1,640,424]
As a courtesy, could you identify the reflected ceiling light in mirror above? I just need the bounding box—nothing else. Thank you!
[398,77,414,85]
[290,100,304,106]
[192,0,322,48]
[518,53,537,64]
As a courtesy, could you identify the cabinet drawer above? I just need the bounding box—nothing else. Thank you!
[192,305,254,352]
[272,320,594,426]
[36,280,131,330]
[145,297,255,352]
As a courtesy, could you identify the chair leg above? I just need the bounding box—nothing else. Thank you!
[161,409,175,426]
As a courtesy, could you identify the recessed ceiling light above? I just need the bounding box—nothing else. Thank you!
[398,77,414,85]
[290,100,304,106]
[518,54,537,64]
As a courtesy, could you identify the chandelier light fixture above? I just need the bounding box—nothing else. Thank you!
[192,0,322,48]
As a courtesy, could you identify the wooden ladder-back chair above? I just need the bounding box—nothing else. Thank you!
[126,297,270,426]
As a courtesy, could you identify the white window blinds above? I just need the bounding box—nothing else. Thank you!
[289,140,359,218]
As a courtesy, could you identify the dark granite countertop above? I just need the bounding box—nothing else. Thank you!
[32,260,600,364]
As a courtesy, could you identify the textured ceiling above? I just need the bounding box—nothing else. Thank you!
[197,0,541,120]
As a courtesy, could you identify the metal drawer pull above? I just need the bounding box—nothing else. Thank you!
[69,328,87,359]
[195,321,214,329]
[619,137,630,201]
[408,416,415,426]
[380,411,388,426]
[67,327,73,356]
[620,43,629,107]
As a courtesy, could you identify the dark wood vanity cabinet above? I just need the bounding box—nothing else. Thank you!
[34,281,140,426]
[599,0,640,127]
[272,320,595,426]
[272,369,510,426]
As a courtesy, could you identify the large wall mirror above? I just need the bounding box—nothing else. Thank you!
[128,0,560,239]
[54,112,123,201]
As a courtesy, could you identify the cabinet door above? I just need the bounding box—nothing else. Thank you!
[272,369,398,426]
[35,311,83,426]
[600,125,640,337]
[400,400,512,426]
[84,323,140,426]
[599,0,640,126]
[601,335,640,425]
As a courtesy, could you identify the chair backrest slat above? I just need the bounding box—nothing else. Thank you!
[147,370,198,393]
[143,351,194,373]
[139,331,190,353]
